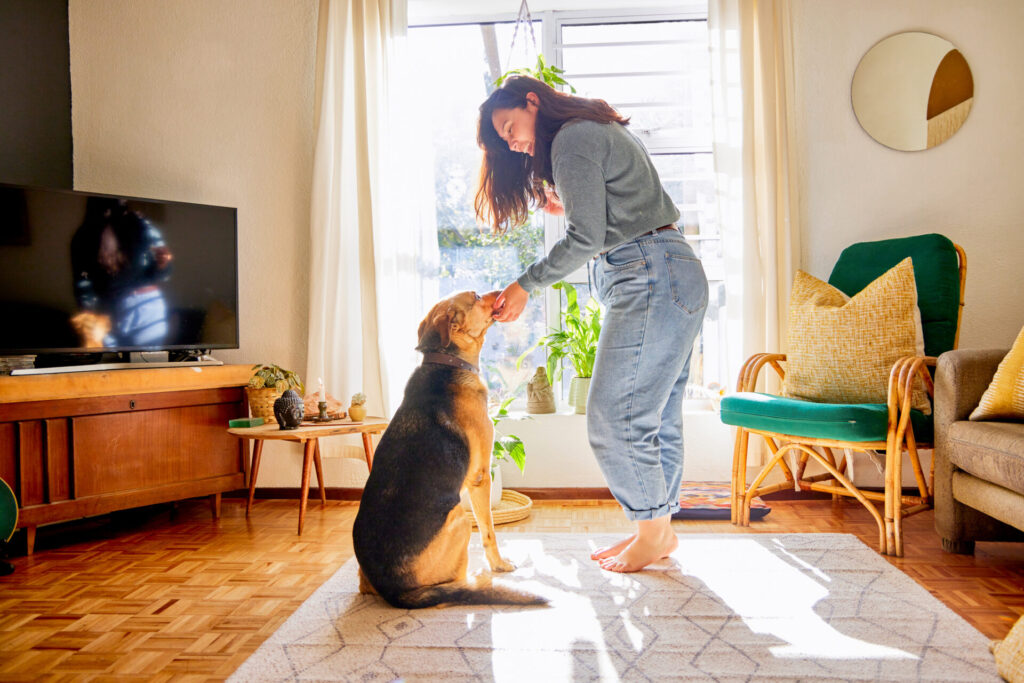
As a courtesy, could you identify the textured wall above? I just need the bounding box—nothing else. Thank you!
[69,0,320,486]
[792,0,1024,348]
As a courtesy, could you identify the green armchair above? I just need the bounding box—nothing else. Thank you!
[721,234,966,556]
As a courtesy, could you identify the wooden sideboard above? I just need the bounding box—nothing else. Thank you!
[0,364,251,553]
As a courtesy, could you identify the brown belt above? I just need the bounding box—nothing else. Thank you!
[600,224,677,255]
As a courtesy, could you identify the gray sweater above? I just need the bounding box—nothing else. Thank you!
[516,119,680,292]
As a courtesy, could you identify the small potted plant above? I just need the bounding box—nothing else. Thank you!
[247,364,304,423]
[348,392,367,422]
[517,281,601,414]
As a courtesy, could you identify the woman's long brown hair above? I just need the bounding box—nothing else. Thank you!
[475,75,628,234]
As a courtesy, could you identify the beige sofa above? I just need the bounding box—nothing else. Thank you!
[935,349,1024,553]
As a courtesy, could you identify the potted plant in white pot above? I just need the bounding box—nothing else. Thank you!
[517,281,602,414]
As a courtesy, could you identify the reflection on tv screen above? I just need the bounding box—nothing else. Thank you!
[0,185,239,354]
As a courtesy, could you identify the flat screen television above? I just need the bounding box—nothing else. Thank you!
[0,183,239,364]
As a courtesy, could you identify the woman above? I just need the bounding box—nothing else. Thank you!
[476,76,708,573]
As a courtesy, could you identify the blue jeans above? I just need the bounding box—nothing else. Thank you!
[589,231,708,521]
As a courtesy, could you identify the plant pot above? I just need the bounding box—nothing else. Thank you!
[246,387,283,423]
[348,404,366,422]
[569,376,591,414]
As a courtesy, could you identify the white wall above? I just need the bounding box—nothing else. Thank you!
[793,0,1024,349]
[69,0,320,486]
[746,0,1024,487]
[66,0,1024,491]
[496,406,735,489]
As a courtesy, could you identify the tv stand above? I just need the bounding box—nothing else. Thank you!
[0,365,251,553]
[11,358,224,376]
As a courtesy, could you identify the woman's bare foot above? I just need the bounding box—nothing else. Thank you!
[590,534,636,560]
[599,516,678,573]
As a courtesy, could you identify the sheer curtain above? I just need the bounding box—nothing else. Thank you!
[308,0,439,420]
[709,0,801,392]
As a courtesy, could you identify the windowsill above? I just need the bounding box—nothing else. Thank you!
[497,399,720,421]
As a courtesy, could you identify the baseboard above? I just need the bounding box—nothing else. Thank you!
[514,487,614,500]
[226,487,364,501]
[227,487,617,501]
[231,486,920,503]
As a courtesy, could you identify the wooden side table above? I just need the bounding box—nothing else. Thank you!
[228,417,388,534]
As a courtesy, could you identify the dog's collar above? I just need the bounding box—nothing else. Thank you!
[422,352,479,374]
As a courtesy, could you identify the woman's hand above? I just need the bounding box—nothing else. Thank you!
[493,281,529,323]
[543,185,564,216]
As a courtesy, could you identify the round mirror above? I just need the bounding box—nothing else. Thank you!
[852,31,973,151]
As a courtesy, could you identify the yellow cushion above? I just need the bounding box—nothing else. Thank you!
[970,324,1024,421]
[784,257,930,413]
[991,613,1024,683]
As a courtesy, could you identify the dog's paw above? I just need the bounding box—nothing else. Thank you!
[491,557,516,573]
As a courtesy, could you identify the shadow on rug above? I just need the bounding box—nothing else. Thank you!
[229,533,998,682]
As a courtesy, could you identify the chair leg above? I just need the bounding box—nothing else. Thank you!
[905,429,930,506]
[883,430,903,556]
[743,442,790,526]
[821,447,840,501]
[731,428,749,525]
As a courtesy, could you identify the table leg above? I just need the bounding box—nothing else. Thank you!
[210,492,222,519]
[362,432,376,472]
[298,439,315,534]
[313,439,327,505]
[246,439,265,516]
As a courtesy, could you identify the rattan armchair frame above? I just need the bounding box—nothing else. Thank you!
[730,245,966,557]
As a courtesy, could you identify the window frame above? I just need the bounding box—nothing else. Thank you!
[410,4,721,404]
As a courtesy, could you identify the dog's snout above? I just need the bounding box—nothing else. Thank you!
[481,290,500,310]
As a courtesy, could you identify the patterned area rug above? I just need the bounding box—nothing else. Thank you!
[229,534,998,682]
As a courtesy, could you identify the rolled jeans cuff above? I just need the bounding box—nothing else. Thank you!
[622,501,678,522]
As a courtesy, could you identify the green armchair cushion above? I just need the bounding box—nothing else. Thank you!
[721,392,934,443]
[828,233,960,358]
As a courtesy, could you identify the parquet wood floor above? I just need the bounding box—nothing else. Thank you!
[0,496,1021,681]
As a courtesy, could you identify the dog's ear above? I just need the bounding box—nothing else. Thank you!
[416,305,456,351]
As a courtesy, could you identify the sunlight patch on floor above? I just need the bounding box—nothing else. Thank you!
[671,537,916,661]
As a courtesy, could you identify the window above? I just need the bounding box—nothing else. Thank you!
[409,4,724,404]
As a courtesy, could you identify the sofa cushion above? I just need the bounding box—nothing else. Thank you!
[948,421,1024,495]
[970,323,1024,421]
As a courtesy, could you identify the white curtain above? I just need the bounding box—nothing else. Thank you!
[308,0,439,419]
[709,0,801,391]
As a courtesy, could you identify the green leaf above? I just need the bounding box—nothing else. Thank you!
[506,438,526,473]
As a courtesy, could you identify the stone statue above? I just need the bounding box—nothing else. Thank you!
[526,366,556,414]
[273,389,304,429]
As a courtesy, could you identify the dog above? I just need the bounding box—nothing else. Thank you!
[69,311,111,348]
[352,290,545,609]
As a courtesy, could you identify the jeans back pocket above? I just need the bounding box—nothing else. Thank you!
[665,253,709,314]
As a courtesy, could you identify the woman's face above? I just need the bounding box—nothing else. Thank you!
[491,92,539,156]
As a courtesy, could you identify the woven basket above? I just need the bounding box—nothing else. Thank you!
[246,387,283,423]
[469,489,533,527]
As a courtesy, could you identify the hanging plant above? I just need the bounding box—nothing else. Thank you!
[496,53,576,93]
[494,0,576,93]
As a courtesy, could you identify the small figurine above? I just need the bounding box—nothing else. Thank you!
[526,367,556,414]
[273,389,304,429]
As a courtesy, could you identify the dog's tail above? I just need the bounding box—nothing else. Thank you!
[387,573,547,609]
